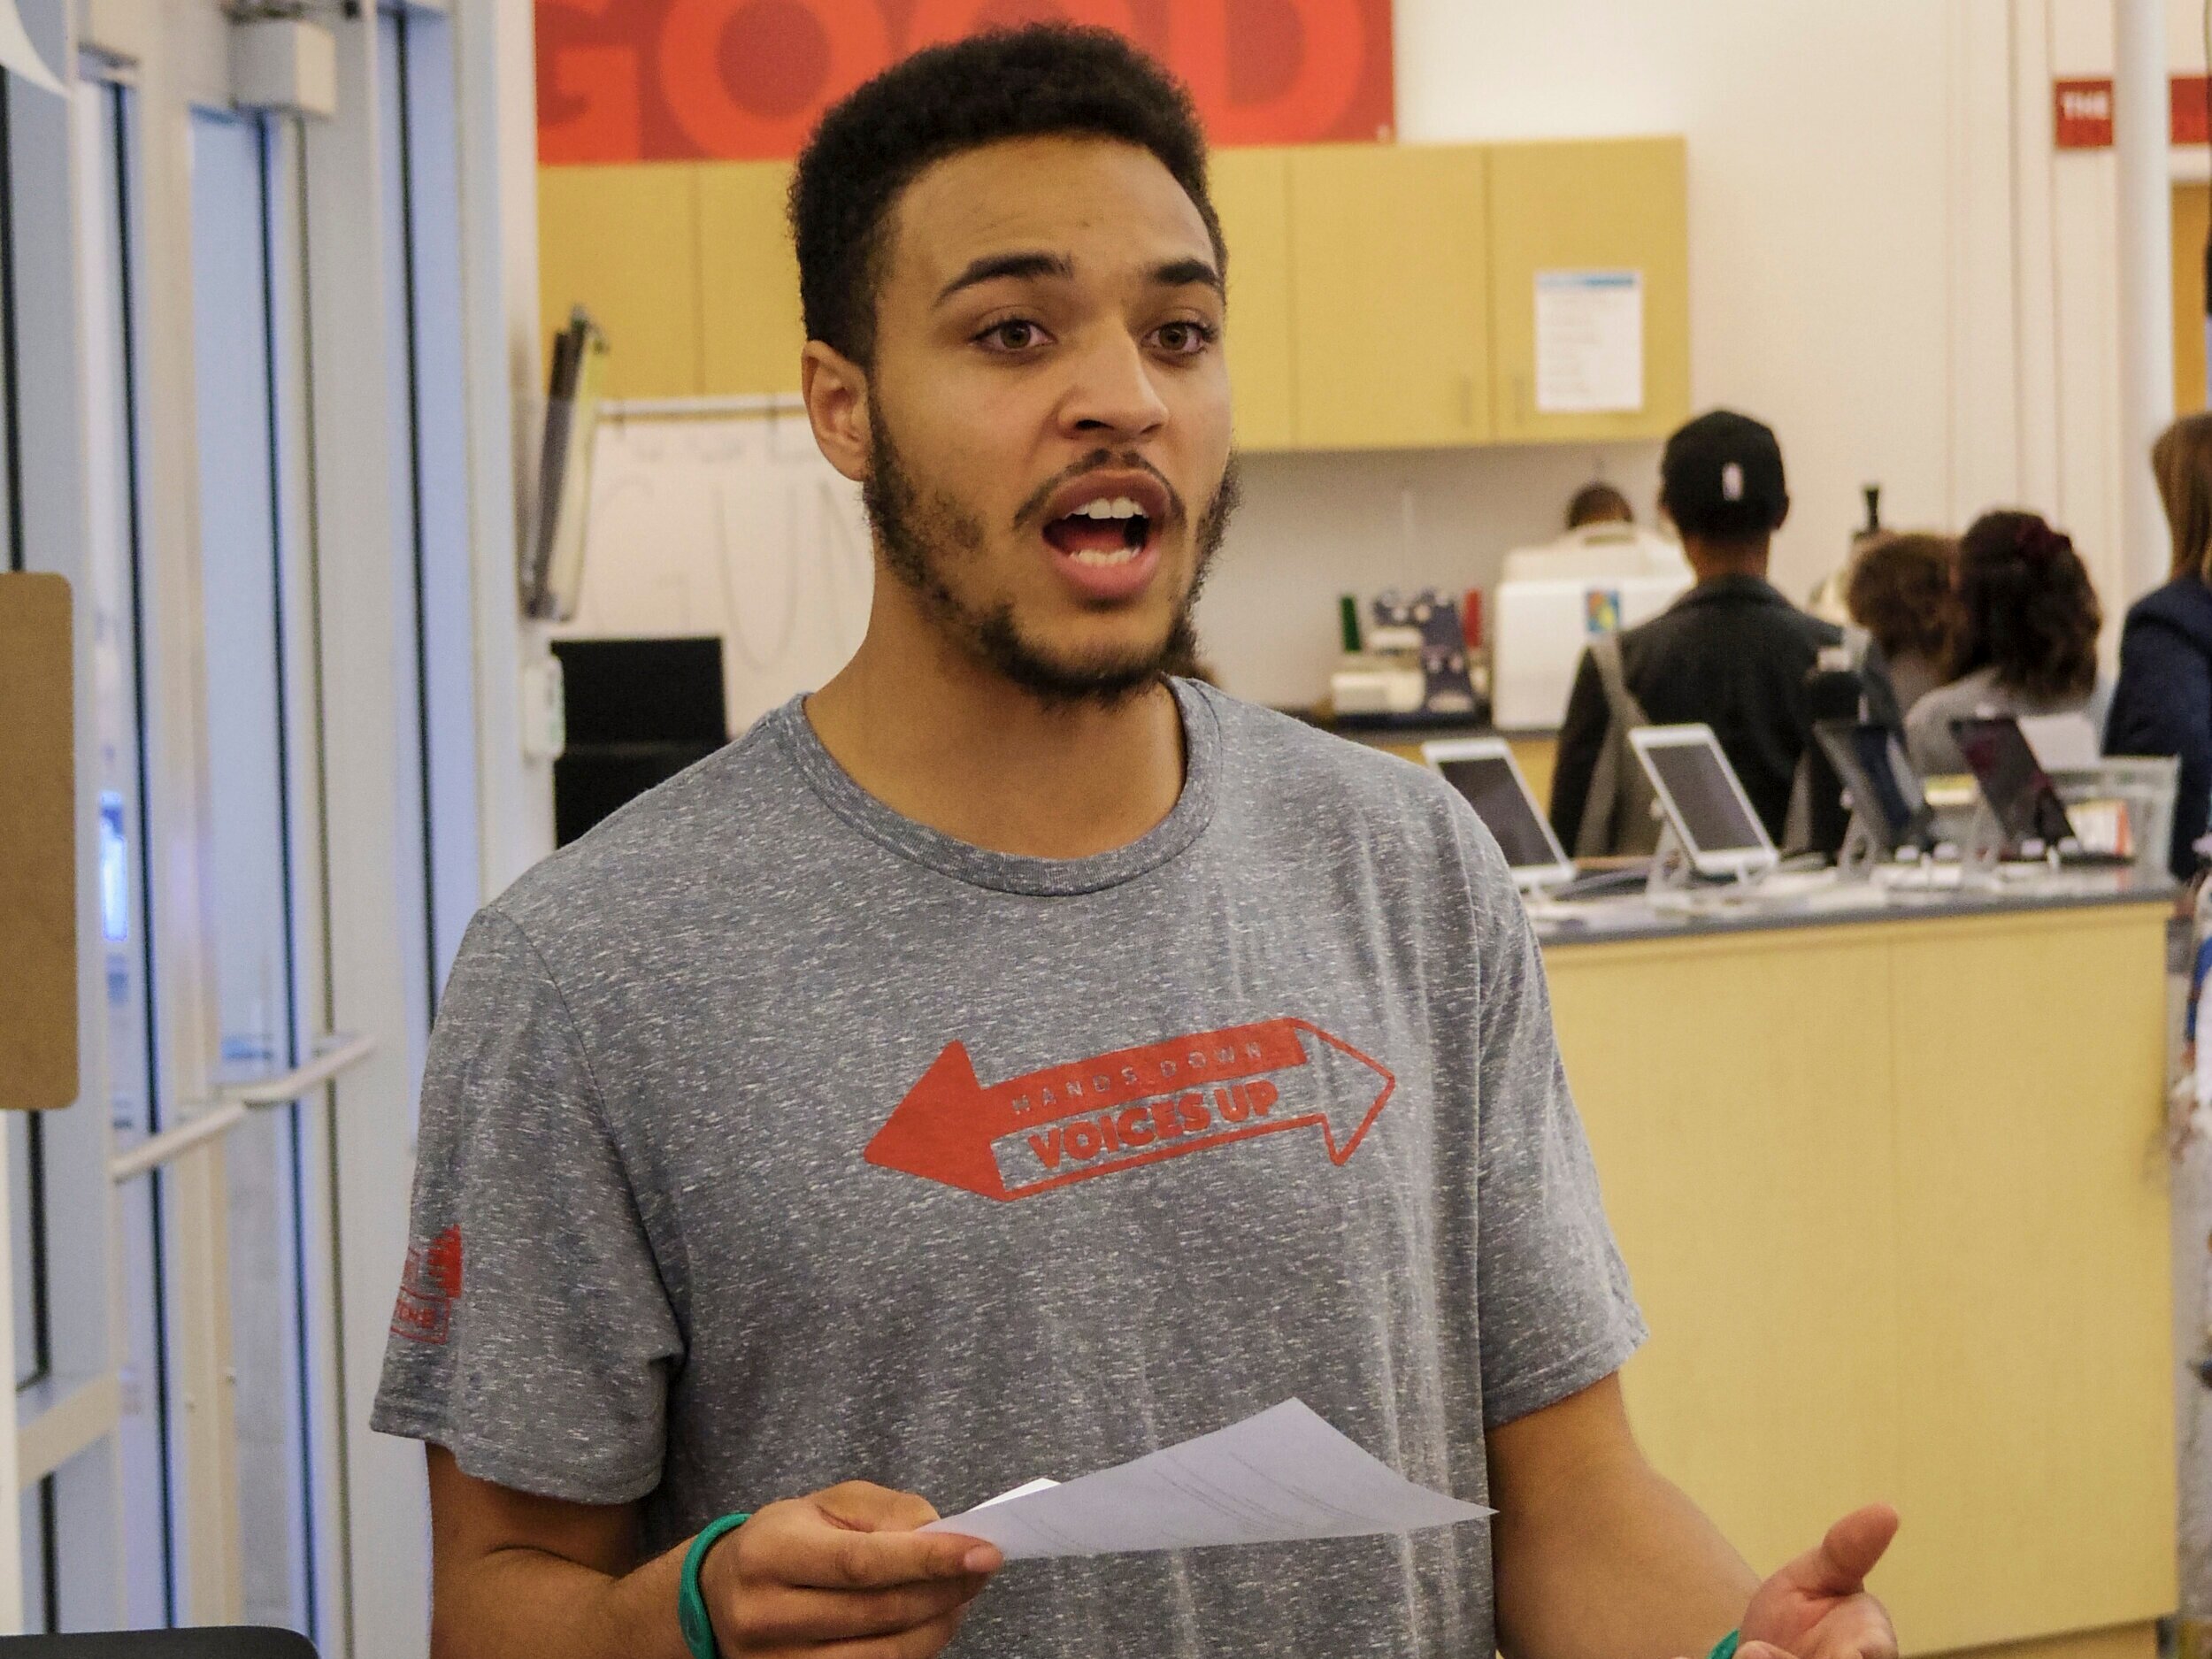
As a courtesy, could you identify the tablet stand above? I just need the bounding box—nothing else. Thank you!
[1962,801,2007,885]
[1836,811,1882,884]
[1646,821,1698,899]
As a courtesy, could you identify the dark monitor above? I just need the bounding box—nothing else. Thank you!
[550,636,728,846]
[550,635,726,747]
[1814,720,1934,853]
[1950,715,2075,849]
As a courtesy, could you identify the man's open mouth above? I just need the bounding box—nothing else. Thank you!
[1042,496,1156,566]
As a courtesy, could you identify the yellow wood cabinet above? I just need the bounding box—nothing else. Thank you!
[536,136,1691,445]
[537,163,703,401]
[698,159,807,398]
[1545,904,2176,1655]
[1209,146,1297,451]
[1286,142,1491,449]
[1487,136,1690,443]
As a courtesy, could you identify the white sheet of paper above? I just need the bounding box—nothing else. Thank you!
[1535,269,1644,414]
[920,1399,1491,1561]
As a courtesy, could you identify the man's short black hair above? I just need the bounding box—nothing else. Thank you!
[789,24,1223,366]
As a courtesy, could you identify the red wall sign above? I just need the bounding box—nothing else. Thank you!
[536,0,1397,165]
[2176,75,2212,146]
[2054,74,2212,149]
[2054,78,2114,149]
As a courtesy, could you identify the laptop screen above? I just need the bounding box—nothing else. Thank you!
[1436,756,1564,871]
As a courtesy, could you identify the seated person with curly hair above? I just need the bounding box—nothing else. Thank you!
[1904,510,2108,776]
[1844,532,1956,717]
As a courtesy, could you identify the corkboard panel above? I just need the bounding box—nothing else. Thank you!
[0,573,77,1110]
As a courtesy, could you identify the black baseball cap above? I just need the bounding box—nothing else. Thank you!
[1660,409,1788,541]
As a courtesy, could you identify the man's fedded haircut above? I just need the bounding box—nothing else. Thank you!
[789,24,1223,365]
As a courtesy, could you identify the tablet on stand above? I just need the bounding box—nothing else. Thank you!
[1627,725,1780,905]
[1421,737,1578,894]
[1812,719,1938,882]
[1947,714,2129,876]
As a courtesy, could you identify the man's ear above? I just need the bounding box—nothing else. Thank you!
[802,341,872,484]
[1772,495,1792,533]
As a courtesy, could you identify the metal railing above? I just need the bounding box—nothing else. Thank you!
[107,1031,377,1185]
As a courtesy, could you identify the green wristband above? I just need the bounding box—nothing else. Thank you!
[1709,1632,1742,1659]
[678,1511,752,1659]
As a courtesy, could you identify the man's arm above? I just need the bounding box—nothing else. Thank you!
[1488,1374,1897,1659]
[426,1446,999,1659]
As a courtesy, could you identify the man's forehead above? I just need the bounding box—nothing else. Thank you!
[887,134,1216,290]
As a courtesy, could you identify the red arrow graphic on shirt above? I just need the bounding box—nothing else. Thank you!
[864,1018,1395,1202]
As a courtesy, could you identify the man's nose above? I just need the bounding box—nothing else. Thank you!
[1058,330,1171,442]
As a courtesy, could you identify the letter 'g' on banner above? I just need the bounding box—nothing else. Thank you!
[535,0,1395,164]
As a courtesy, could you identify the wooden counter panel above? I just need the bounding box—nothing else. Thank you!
[1542,903,2175,1651]
[1547,929,1902,1582]
[1886,918,2175,1650]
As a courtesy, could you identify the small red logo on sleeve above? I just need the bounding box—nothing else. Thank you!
[389,1225,464,1345]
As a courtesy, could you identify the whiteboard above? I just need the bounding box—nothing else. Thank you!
[551,411,874,734]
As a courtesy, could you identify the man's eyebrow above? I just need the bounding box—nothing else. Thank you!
[934,251,1075,305]
[1151,257,1224,294]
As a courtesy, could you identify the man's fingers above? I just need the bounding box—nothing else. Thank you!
[1738,1640,1792,1659]
[815,1481,944,1533]
[777,1525,991,1589]
[1803,1503,1901,1594]
[736,1496,1000,1591]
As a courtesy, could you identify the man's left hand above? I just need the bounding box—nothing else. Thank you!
[1738,1504,1900,1659]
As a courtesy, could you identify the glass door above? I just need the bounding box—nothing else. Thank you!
[72,72,338,1641]
[186,104,324,1638]
[73,73,169,1632]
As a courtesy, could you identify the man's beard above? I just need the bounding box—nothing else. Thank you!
[861,419,1241,709]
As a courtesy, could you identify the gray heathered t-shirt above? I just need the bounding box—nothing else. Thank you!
[372,680,1643,1657]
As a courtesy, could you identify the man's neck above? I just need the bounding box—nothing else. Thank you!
[803,593,1187,861]
[1683,537,1771,585]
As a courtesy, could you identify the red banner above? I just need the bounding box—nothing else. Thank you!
[536,0,1396,165]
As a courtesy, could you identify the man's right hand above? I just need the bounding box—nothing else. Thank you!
[701,1481,1002,1656]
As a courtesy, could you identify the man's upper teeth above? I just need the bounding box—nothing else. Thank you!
[1073,497,1141,519]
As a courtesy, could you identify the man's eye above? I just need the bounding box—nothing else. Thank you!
[978,319,1048,351]
[1152,320,1217,357]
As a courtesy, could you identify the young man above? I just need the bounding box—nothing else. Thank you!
[375,29,1899,1659]
[1549,411,1891,855]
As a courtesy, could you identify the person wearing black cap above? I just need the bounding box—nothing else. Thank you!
[1550,410,1893,854]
